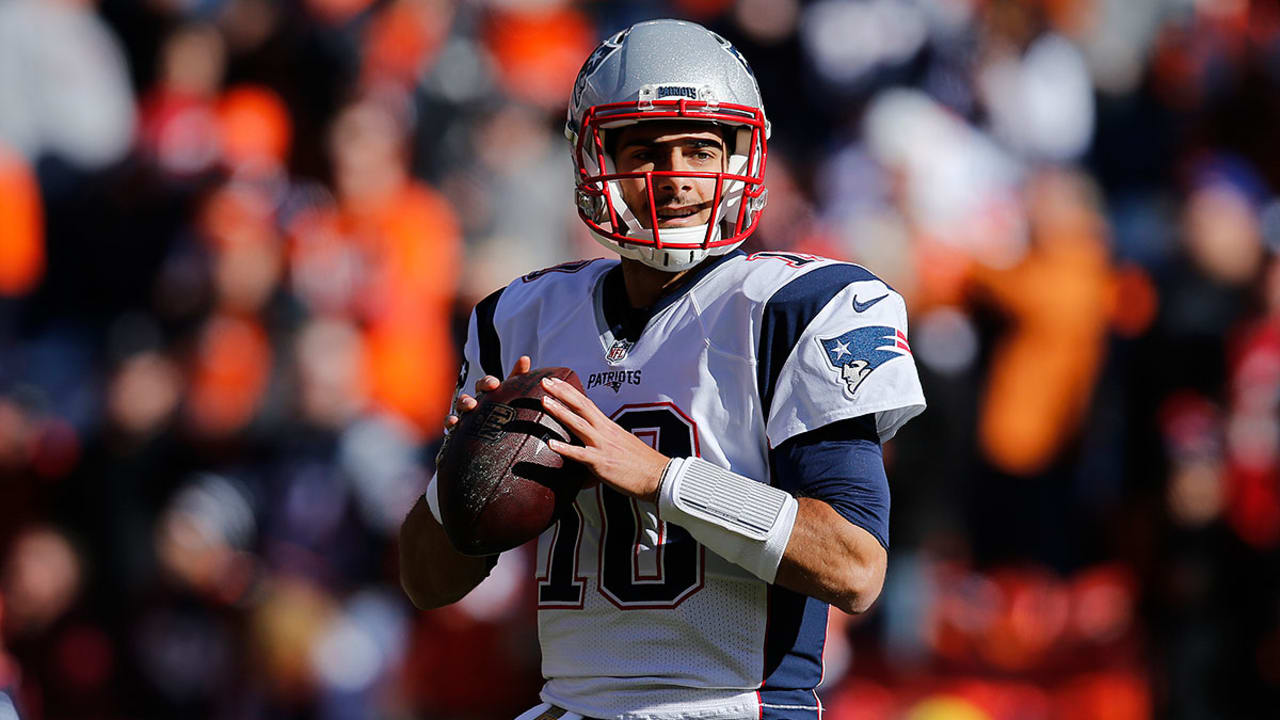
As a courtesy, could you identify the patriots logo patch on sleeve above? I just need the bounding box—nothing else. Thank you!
[819,325,911,396]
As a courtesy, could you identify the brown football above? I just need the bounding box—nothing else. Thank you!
[436,366,589,556]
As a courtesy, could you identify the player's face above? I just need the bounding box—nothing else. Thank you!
[841,361,869,391]
[612,122,727,229]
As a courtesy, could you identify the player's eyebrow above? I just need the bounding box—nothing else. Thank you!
[619,136,725,152]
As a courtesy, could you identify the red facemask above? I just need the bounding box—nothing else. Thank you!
[570,97,769,252]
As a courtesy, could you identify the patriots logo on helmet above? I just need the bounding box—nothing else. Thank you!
[708,30,753,74]
[571,29,628,117]
[819,325,911,396]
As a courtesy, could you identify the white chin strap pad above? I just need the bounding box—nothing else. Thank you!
[599,151,644,234]
[657,457,798,583]
[720,152,749,232]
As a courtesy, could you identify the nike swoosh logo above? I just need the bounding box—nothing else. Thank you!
[852,293,889,313]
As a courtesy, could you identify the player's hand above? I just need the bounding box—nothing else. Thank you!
[539,376,670,503]
[443,355,532,431]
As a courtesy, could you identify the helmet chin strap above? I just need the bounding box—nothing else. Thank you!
[602,239,716,272]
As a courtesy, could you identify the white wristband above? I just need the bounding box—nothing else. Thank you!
[657,457,798,583]
[425,472,443,524]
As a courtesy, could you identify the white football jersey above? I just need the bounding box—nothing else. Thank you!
[450,250,925,720]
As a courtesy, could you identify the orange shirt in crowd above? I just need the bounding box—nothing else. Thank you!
[0,142,44,297]
[970,175,1112,476]
[293,182,461,438]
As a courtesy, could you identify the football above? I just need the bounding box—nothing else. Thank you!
[436,366,589,556]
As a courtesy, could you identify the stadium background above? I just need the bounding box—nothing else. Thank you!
[1,0,1278,717]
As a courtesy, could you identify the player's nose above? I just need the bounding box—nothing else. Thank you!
[653,151,696,192]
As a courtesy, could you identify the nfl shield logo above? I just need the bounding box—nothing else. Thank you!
[605,339,632,364]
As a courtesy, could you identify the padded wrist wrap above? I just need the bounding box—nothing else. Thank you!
[658,457,798,583]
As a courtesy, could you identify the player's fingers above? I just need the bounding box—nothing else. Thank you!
[541,395,595,441]
[457,394,479,413]
[541,377,606,421]
[444,414,459,429]
[548,438,591,462]
[508,356,532,378]
[474,376,501,395]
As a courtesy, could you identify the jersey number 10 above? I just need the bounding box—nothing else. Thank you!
[538,404,705,609]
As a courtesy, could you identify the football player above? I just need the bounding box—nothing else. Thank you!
[400,19,925,720]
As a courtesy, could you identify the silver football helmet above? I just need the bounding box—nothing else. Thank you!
[566,19,770,271]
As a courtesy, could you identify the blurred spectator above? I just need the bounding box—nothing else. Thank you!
[185,312,274,438]
[295,317,370,431]
[978,33,1094,162]
[448,101,582,302]
[290,93,461,437]
[1161,393,1226,533]
[860,88,1027,282]
[799,0,930,93]
[1223,256,1280,549]
[1,528,80,639]
[216,85,293,175]
[138,23,227,178]
[0,144,43,298]
[106,349,183,441]
[155,473,257,604]
[0,0,135,171]
[1182,157,1266,288]
[971,169,1112,477]
[484,5,595,110]
[361,0,456,89]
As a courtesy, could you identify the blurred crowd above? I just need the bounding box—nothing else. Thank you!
[1,0,1279,718]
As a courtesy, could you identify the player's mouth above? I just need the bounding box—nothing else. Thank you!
[654,203,709,226]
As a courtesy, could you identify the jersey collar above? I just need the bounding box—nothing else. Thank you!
[597,249,745,344]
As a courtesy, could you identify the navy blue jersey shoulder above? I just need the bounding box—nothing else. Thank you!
[474,287,505,378]
[756,263,884,419]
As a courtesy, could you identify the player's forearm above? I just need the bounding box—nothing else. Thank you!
[399,497,494,609]
[774,498,887,614]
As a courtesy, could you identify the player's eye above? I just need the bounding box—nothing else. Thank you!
[686,145,722,163]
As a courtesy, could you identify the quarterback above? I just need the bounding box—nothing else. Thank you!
[400,19,925,720]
